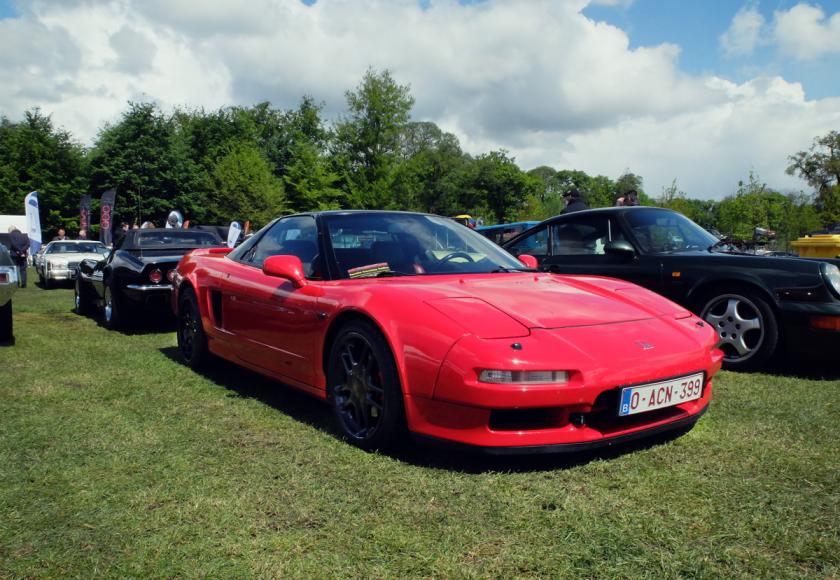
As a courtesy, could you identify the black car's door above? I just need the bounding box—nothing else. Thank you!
[507,214,664,291]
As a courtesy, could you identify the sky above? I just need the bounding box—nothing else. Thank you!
[1,0,839,200]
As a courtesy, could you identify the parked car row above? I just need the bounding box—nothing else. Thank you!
[23,205,839,455]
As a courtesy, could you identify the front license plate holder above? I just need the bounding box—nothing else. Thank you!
[618,372,705,417]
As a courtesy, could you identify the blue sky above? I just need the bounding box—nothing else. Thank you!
[0,0,838,198]
[584,0,840,99]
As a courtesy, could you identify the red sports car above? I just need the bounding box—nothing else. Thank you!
[173,211,722,454]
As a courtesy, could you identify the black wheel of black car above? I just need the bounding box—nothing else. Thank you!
[327,320,405,450]
[103,283,123,330]
[177,288,210,369]
[0,299,13,346]
[74,278,90,315]
[700,291,778,371]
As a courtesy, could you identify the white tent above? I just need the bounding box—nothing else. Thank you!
[0,215,26,233]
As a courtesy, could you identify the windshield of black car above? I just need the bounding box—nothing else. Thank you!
[137,231,220,247]
[46,242,107,254]
[324,213,526,278]
[624,209,718,254]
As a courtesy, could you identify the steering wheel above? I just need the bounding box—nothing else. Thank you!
[441,251,475,263]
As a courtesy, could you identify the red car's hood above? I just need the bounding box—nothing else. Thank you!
[369,273,685,331]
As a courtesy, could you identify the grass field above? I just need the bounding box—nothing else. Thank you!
[1,273,839,577]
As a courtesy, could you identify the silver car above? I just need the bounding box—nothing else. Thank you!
[37,240,110,289]
[0,245,18,345]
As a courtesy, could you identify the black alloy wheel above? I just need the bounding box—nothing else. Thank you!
[701,291,778,371]
[177,288,210,369]
[327,320,405,450]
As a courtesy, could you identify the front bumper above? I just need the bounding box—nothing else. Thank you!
[403,316,721,450]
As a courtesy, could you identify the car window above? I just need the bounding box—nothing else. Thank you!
[247,216,320,277]
[506,227,548,258]
[624,209,717,254]
[550,216,623,256]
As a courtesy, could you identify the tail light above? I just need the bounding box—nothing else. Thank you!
[167,270,177,282]
[149,269,163,284]
[0,273,7,283]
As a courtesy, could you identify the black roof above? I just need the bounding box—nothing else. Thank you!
[120,228,223,250]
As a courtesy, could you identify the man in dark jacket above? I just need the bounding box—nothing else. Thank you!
[8,226,29,288]
[561,187,589,214]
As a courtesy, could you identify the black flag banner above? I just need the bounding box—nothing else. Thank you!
[99,189,116,246]
[79,195,91,235]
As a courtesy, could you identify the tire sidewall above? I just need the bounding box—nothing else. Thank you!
[326,320,405,450]
[177,288,209,369]
[701,290,779,371]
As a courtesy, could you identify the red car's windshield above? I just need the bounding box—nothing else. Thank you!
[323,213,526,278]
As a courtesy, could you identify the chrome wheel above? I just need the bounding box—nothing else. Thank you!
[74,285,80,311]
[104,287,113,323]
[701,292,778,370]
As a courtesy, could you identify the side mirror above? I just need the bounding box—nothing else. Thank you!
[604,240,636,259]
[263,255,307,288]
[518,254,539,269]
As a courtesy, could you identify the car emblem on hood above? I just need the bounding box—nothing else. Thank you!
[635,340,655,350]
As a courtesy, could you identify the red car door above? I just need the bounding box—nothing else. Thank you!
[220,216,325,387]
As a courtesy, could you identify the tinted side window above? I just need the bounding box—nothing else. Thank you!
[247,216,320,276]
[506,228,548,258]
[551,217,624,256]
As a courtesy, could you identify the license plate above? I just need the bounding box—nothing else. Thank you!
[618,372,704,416]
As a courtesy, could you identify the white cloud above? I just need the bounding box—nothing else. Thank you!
[720,4,765,57]
[773,3,840,60]
[0,0,837,200]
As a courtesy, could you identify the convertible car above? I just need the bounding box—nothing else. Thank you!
[0,244,18,345]
[173,210,722,454]
[36,240,109,288]
[503,207,840,371]
[76,228,223,329]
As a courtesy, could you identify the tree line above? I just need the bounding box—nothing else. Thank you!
[1,69,838,249]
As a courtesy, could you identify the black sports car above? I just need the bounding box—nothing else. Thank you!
[75,228,223,329]
[503,206,840,371]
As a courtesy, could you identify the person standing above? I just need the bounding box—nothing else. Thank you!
[77,229,88,240]
[561,187,589,214]
[8,226,30,288]
[52,228,68,241]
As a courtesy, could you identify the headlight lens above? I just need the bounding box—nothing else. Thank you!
[478,370,569,385]
[821,263,840,297]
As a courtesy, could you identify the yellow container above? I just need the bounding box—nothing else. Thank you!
[791,234,840,258]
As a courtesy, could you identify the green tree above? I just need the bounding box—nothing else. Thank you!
[0,109,87,237]
[205,142,286,227]
[88,102,204,227]
[786,130,840,225]
[333,69,415,209]
[464,151,533,224]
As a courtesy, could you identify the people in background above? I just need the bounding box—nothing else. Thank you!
[78,229,88,240]
[616,189,640,207]
[561,187,588,214]
[52,228,68,241]
[140,221,155,229]
[8,226,29,288]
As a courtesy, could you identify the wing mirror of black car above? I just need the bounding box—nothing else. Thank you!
[604,240,636,258]
[518,254,538,269]
[79,258,99,271]
[263,255,307,288]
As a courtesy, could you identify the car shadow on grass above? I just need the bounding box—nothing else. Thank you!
[762,356,840,381]
[159,345,692,473]
[93,312,177,336]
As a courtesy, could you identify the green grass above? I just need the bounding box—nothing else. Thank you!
[1,272,839,577]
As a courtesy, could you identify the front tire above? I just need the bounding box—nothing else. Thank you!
[177,288,210,369]
[700,291,778,371]
[326,320,405,450]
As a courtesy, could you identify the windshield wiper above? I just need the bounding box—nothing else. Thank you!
[707,238,731,253]
[489,266,537,273]
[375,269,416,277]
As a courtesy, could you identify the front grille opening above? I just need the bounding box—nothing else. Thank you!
[489,408,563,431]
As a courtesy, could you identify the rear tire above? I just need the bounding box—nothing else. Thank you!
[326,320,406,450]
[103,283,124,330]
[0,299,13,346]
[177,288,211,369]
[74,278,90,315]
